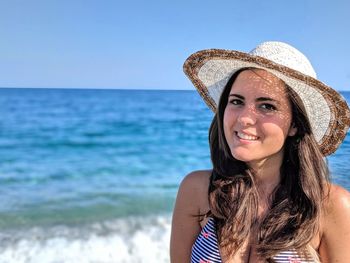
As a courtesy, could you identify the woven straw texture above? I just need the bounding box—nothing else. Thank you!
[183,42,350,156]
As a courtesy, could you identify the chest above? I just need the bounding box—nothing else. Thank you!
[194,218,320,263]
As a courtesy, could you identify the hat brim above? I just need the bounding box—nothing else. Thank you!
[183,49,350,156]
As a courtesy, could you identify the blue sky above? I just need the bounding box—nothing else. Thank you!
[0,0,349,90]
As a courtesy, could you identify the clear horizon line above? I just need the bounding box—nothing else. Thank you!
[0,86,349,92]
[0,86,195,91]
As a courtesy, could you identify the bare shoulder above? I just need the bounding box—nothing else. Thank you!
[180,170,212,193]
[177,170,212,213]
[170,170,212,262]
[322,183,350,226]
[324,183,350,213]
[319,183,350,261]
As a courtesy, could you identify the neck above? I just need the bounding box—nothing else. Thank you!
[247,150,284,196]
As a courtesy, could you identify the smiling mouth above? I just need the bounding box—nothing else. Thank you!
[235,131,259,141]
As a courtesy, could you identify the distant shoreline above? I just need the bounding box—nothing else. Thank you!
[0,87,197,91]
[0,87,349,93]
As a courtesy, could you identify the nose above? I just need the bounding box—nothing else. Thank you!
[237,104,257,126]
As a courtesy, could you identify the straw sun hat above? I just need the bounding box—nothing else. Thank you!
[183,41,350,156]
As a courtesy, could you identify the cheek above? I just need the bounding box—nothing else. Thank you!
[276,111,293,129]
[278,116,293,136]
[262,112,292,134]
[223,108,234,136]
[261,121,291,141]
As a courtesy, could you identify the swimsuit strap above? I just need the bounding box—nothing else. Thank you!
[191,218,222,263]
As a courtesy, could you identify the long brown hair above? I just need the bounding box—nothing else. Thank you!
[208,68,329,261]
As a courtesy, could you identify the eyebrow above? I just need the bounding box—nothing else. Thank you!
[229,93,279,103]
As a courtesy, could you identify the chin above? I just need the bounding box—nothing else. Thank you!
[230,150,255,163]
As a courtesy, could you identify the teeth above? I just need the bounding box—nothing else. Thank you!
[237,132,258,140]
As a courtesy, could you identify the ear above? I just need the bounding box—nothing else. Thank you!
[288,123,297,136]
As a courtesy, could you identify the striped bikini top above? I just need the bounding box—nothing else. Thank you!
[191,217,314,263]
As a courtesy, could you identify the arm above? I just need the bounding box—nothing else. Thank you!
[170,170,211,263]
[319,184,350,262]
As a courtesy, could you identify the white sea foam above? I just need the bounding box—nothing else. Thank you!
[0,214,172,263]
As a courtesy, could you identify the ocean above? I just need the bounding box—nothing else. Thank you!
[0,88,349,263]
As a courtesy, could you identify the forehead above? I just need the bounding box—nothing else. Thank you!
[231,69,289,99]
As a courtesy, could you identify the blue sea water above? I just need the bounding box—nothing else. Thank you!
[0,88,349,262]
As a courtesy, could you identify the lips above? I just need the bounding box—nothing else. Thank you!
[235,131,259,141]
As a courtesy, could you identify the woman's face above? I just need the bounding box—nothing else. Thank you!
[223,69,297,167]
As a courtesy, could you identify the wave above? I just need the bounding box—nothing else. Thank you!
[0,214,171,263]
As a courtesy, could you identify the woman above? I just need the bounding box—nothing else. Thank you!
[170,42,350,262]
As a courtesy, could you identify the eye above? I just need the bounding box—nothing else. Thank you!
[229,99,243,105]
[260,103,277,111]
